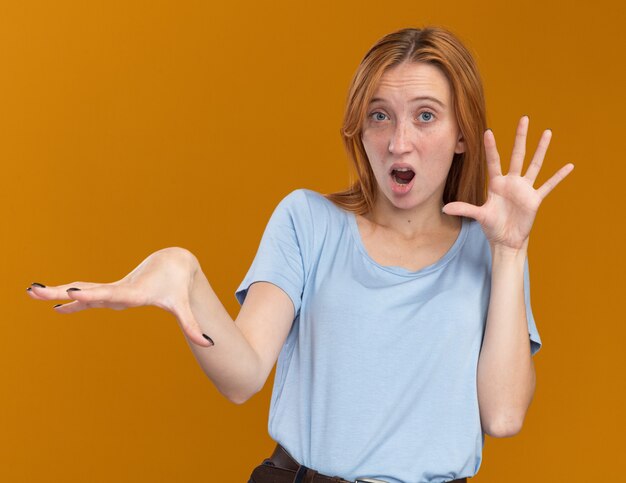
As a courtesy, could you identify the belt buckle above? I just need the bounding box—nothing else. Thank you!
[354,479,388,483]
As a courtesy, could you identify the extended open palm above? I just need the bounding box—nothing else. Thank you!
[443,115,574,250]
[26,247,212,347]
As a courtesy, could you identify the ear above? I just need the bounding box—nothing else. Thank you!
[454,131,466,154]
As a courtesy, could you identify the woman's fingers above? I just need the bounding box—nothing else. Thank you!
[62,283,137,310]
[536,163,575,199]
[508,115,529,176]
[25,249,211,345]
[26,285,50,300]
[27,281,98,301]
[52,300,91,313]
[27,281,141,311]
[442,201,483,223]
[523,129,552,184]
[484,129,502,180]
[28,278,213,346]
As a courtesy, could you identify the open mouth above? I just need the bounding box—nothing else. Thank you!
[391,168,416,185]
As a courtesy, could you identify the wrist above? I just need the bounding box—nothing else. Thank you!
[490,239,528,263]
[188,252,205,299]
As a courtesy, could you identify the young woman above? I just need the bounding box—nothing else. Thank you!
[26,27,573,483]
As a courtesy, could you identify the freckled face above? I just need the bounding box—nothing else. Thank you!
[361,61,465,211]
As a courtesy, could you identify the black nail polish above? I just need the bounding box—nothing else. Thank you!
[66,287,81,292]
[53,304,63,308]
[31,282,46,288]
[26,287,32,292]
[202,334,214,346]
[485,128,492,132]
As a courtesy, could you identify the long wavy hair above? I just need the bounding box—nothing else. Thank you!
[325,26,487,214]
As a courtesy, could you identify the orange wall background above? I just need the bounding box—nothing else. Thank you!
[3,1,624,481]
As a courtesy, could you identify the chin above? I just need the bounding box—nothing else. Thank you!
[384,191,426,211]
[378,182,440,213]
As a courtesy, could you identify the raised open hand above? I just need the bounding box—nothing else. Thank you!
[26,247,213,347]
[443,115,574,250]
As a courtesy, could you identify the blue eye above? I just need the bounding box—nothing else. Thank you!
[419,111,434,122]
[370,111,388,121]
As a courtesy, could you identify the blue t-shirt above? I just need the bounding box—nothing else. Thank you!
[236,189,541,483]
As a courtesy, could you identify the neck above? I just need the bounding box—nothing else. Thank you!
[367,192,458,239]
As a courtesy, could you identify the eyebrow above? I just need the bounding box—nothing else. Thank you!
[368,96,446,108]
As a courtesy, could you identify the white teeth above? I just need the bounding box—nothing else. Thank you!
[392,167,412,172]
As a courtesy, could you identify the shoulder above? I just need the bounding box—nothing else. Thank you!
[272,189,348,257]
[277,188,346,222]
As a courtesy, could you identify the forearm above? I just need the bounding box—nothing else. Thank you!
[477,243,536,437]
[181,255,262,404]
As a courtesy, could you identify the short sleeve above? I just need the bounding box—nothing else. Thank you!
[235,190,311,318]
[524,257,542,356]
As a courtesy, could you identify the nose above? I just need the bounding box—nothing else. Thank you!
[388,119,413,155]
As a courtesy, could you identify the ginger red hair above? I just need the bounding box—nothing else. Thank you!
[326,26,487,214]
